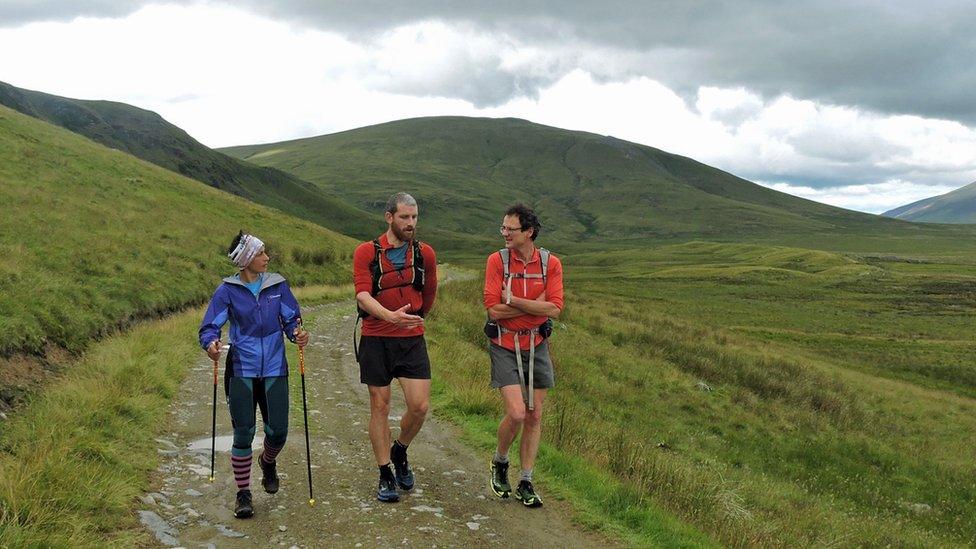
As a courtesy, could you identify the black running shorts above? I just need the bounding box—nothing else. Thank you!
[357,335,432,386]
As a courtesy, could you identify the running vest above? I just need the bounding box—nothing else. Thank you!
[356,239,426,319]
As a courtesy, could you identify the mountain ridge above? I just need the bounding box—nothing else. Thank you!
[0,80,382,239]
[883,181,976,223]
[220,115,933,246]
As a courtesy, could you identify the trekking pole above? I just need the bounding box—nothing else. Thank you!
[298,328,315,506]
[209,354,218,482]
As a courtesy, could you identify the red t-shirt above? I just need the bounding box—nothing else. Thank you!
[483,247,563,351]
[354,233,437,337]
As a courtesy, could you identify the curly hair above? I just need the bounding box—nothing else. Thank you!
[504,203,542,241]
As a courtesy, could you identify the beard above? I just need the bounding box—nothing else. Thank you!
[391,224,415,242]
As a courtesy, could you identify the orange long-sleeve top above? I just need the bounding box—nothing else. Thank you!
[483,247,563,351]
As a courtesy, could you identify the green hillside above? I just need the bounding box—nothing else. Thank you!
[221,116,975,249]
[883,180,976,223]
[0,102,356,360]
[0,81,384,240]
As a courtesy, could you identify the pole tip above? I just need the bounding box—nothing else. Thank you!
[209,476,214,482]
[308,498,315,506]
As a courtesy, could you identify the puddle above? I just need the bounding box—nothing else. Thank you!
[187,435,264,453]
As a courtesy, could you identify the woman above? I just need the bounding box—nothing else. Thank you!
[198,231,309,519]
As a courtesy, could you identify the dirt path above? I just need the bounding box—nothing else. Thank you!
[140,301,611,547]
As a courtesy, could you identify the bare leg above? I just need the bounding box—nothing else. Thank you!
[496,385,528,457]
[367,384,392,466]
[518,389,547,472]
[396,378,431,445]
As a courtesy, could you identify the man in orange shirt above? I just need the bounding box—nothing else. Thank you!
[483,203,564,508]
[354,192,437,502]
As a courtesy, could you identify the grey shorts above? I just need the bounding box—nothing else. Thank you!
[489,341,555,389]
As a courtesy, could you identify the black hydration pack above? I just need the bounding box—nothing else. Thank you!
[354,239,427,360]
[484,247,553,340]
[356,239,426,320]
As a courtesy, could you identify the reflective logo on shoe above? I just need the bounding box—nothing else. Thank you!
[490,460,512,498]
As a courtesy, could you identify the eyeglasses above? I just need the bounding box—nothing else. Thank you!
[499,226,525,234]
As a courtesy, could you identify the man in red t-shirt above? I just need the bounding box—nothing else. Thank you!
[483,203,563,508]
[354,192,437,502]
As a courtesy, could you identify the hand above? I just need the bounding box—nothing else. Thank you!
[295,326,310,348]
[206,339,221,362]
[387,304,424,329]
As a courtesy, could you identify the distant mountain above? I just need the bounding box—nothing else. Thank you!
[221,116,918,244]
[883,182,976,223]
[0,80,379,240]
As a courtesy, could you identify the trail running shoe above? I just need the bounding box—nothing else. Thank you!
[490,460,511,498]
[259,453,279,494]
[377,468,400,503]
[234,489,254,518]
[515,480,543,508]
[391,443,415,490]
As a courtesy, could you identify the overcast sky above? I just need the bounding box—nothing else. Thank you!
[2,1,976,213]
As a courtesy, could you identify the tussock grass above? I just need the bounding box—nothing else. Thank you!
[426,240,976,546]
[0,311,197,547]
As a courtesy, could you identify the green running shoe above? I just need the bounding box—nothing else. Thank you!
[515,479,543,508]
[490,460,511,498]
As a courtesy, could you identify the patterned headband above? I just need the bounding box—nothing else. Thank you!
[228,234,265,269]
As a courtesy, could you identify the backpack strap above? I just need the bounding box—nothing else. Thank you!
[539,247,550,284]
[500,247,549,285]
[411,240,425,293]
[499,248,511,280]
[369,239,383,295]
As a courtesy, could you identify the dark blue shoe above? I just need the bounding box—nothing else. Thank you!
[391,443,415,490]
[377,468,399,502]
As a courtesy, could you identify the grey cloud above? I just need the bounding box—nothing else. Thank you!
[0,1,181,27]
[238,0,976,122]
[786,127,909,164]
[741,162,976,190]
[7,1,976,122]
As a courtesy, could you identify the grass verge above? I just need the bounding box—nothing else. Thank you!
[0,284,348,547]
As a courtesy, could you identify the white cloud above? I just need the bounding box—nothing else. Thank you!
[1,3,976,213]
[757,180,960,214]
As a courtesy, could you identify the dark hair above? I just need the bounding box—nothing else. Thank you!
[227,230,245,255]
[504,203,541,241]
